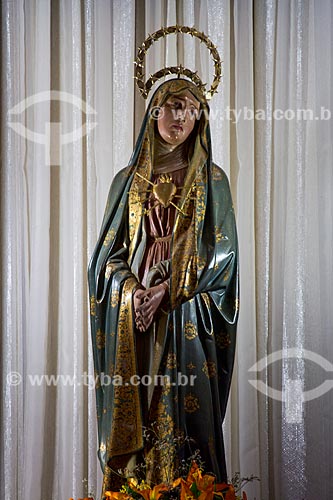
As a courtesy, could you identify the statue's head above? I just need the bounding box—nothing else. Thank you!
[147,79,209,150]
[155,88,200,147]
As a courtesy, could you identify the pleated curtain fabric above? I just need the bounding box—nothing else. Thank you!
[1,1,332,499]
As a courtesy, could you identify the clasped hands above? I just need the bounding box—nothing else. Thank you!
[133,283,167,332]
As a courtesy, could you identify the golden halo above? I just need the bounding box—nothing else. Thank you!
[134,25,222,100]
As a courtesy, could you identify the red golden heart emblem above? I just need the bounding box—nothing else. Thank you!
[153,181,177,208]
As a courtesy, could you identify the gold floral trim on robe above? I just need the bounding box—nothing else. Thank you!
[107,277,143,457]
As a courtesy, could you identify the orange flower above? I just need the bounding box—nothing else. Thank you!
[172,462,200,500]
[196,473,218,500]
[172,462,236,500]
[104,492,132,500]
[185,461,201,485]
[223,484,237,500]
[172,478,195,500]
[214,482,230,492]
[129,482,168,500]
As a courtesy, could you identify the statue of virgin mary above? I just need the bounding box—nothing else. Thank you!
[88,77,239,498]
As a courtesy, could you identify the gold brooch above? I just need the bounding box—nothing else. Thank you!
[152,173,177,208]
[135,172,191,216]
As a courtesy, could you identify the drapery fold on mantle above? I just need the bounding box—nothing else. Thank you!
[1,1,332,500]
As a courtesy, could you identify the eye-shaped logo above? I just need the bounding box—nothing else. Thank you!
[248,348,333,424]
[8,90,97,166]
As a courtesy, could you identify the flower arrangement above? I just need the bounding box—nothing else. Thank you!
[80,427,259,500]
[103,462,250,500]
[81,464,258,500]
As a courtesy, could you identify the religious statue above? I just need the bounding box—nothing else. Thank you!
[88,26,239,500]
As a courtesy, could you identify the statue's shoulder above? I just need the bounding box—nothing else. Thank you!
[113,165,133,181]
[209,164,234,210]
[211,163,229,185]
[109,165,134,189]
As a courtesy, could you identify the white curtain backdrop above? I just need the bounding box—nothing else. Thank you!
[1,1,332,499]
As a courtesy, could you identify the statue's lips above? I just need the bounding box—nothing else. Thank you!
[170,123,183,131]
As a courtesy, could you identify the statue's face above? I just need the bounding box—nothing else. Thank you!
[157,90,200,147]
